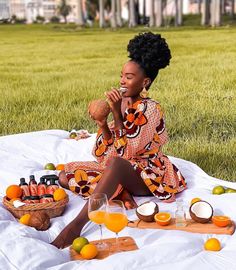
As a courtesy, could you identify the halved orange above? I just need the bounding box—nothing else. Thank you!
[212,216,231,227]
[154,212,171,226]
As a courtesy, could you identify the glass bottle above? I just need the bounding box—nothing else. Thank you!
[29,175,38,196]
[175,199,186,227]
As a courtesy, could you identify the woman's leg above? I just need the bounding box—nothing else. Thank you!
[51,157,151,249]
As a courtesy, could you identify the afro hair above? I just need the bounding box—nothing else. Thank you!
[127,32,171,82]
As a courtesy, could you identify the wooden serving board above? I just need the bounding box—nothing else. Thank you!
[127,219,235,235]
[70,236,138,260]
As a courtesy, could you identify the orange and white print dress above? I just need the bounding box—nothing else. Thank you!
[65,99,187,202]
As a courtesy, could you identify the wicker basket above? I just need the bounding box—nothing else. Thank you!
[2,196,69,219]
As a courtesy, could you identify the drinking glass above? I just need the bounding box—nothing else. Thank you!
[104,200,128,252]
[88,193,108,250]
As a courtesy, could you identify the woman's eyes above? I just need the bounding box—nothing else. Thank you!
[120,75,133,80]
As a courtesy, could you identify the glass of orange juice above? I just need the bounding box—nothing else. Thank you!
[104,200,128,252]
[88,193,108,250]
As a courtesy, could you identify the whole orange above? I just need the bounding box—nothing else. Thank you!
[190,197,201,205]
[56,164,65,171]
[204,238,221,251]
[53,188,67,201]
[80,243,98,260]
[6,185,22,199]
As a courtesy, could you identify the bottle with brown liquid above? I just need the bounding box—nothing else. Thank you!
[46,178,59,195]
[19,177,30,198]
[37,177,47,197]
[29,175,38,196]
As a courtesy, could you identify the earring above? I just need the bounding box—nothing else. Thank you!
[140,87,148,98]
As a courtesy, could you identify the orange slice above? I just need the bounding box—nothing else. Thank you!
[212,216,231,227]
[154,212,171,226]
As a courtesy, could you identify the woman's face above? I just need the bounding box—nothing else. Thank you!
[120,61,150,98]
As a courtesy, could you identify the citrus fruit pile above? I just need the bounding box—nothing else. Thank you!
[72,237,98,260]
[212,185,236,195]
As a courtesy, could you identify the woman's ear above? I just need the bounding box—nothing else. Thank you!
[143,78,151,88]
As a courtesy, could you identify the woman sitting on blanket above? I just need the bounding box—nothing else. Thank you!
[51,32,187,249]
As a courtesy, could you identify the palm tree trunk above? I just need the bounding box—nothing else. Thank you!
[143,0,146,24]
[116,0,122,26]
[155,0,162,27]
[99,0,105,27]
[111,0,117,27]
[201,0,210,25]
[77,0,84,26]
[230,0,235,18]
[175,0,182,26]
[129,0,137,27]
[149,0,155,27]
[198,0,201,14]
[211,0,221,26]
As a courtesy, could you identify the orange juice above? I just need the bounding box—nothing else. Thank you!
[88,210,106,225]
[105,213,128,233]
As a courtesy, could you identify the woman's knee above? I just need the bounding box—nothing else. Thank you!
[108,157,129,171]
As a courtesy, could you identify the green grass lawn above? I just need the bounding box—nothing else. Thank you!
[0,24,235,182]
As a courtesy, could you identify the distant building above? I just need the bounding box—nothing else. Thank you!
[1,0,235,24]
[0,0,10,19]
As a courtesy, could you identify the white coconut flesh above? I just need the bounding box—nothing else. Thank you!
[137,202,157,216]
[191,202,212,218]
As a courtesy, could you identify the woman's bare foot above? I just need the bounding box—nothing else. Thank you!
[51,220,82,249]
[113,189,138,210]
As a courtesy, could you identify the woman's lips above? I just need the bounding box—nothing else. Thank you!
[119,87,128,94]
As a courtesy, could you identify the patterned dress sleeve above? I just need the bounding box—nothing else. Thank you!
[92,99,167,164]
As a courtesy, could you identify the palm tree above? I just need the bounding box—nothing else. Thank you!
[129,0,137,27]
[230,0,235,18]
[58,0,71,24]
[155,0,163,27]
[211,0,221,26]
[176,0,182,26]
[149,0,155,27]
[77,0,84,25]
[99,0,106,27]
[116,0,122,26]
[201,0,210,25]
[111,0,117,27]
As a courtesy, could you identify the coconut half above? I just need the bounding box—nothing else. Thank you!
[136,201,159,222]
[189,200,213,223]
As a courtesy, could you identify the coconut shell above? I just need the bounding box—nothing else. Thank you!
[28,211,51,231]
[88,99,111,121]
[189,200,213,224]
[136,201,159,222]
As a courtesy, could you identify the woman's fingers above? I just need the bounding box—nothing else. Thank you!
[105,88,121,103]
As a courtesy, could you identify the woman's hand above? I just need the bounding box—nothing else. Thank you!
[105,88,122,117]
[88,113,108,128]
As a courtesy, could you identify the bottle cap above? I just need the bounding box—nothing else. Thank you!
[39,177,46,184]
[29,175,35,180]
[20,177,26,184]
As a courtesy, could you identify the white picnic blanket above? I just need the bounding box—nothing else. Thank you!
[0,130,236,270]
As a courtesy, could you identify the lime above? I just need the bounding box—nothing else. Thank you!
[69,132,77,139]
[225,188,236,193]
[72,237,89,253]
[44,163,56,170]
[212,185,225,195]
